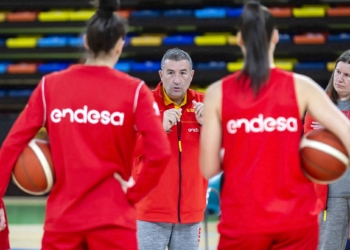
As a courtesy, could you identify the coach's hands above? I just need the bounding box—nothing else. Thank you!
[163,108,182,132]
[0,208,6,232]
[113,173,135,194]
[193,100,204,125]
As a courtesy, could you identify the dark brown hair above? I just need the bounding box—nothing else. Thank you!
[238,1,275,95]
[86,0,128,56]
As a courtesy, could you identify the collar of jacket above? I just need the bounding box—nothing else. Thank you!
[153,82,197,109]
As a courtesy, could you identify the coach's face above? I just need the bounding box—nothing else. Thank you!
[159,59,194,104]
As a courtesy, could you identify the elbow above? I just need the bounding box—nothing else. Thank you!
[156,148,171,166]
[201,171,212,180]
[200,164,219,180]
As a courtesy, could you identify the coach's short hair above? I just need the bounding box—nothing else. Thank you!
[161,48,193,70]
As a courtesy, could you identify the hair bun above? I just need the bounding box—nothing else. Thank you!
[99,0,120,12]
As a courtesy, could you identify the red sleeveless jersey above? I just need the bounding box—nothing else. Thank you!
[219,68,320,236]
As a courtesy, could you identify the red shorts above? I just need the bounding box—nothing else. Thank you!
[0,200,9,250]
[42,225,137,250]
[218,224,318,250]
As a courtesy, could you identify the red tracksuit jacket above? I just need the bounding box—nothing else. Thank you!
[133,83,208,224]
[0,65,170,232]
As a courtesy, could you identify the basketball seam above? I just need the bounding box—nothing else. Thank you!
[28,139,53,193]
[300,137,349,165]
[19,153,45,192]
[301,154,345,175]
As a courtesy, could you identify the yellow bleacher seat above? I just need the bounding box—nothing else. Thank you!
[6,38,38,48]
[0,12,6,22]
[227,62,244,72]
[293,7,326,17]
[275,62,294,71]
[327,62,336,72]
[38,11,70,22]
[131,37,162,46]
[274,58,297,71]
[228,36,238,45]
[194,36,227,46]
[69,10,95,21]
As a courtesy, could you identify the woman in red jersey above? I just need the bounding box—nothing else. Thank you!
[0,0,170,249]
[0,200,9,250]
[200,2,350,250]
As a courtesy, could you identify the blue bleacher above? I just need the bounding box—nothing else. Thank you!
[196,61,226,71]
[328,33,350,42]
[195,8,227,18]
[130,10,161,18]
[227,8,243,17]
[8,89,33,97]
[294,62,326,70]
[163,9,193,18]
[114,61,132,72]
[163,35,194,45]
[68,37,84,47]
[0,62,10,74]
[132,61,161,72]
[279,34,292,43]
[38,63,69,73]
[38,36,68,47]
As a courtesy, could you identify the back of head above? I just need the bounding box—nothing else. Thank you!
[86,0,128,57]
[238,1,275,95]
[326,50,350,104]
[161,48,193,70]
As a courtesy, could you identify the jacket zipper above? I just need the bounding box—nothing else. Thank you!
[324,184,329,221]
[177,120,182,223]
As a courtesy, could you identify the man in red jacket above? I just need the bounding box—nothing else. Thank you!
[133,48,208,250]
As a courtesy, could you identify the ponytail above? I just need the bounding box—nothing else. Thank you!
[238,2,275,95]
[86,0,128,56]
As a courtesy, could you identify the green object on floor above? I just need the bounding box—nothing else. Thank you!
[6,205,45,224]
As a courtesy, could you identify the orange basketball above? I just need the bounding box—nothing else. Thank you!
[12,139,54,195]
[300,129,349,184]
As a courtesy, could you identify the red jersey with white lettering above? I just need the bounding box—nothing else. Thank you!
[0,65,170,232]
[219,68,320,236]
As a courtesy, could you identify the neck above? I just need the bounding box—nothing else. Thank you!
[268,49,275,68]
[85,54,118,68]
[339,95,350,101]
[173,98,184,106]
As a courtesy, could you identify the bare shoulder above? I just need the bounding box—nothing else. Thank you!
[293,72,323,92]
[206,80,222,97]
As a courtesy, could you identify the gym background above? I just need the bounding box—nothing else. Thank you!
[0,0,350,249]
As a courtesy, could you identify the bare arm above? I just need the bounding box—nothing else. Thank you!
[294,73,350,156]
[200,80,223,179]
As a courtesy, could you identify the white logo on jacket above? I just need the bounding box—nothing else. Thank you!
[50,105,124,126]
[188,128,200,133]
[227,114,298,134]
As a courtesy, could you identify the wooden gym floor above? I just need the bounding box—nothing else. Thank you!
[4,197,219,250]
